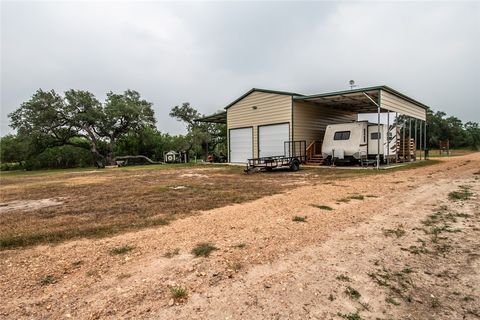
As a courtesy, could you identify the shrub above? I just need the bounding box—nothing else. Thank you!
[191,243,217,257]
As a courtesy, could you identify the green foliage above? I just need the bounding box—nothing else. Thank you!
[426,110,480,150]
[170,102,226,159]
[8,89,156,168]
[115,126,185,161]
[337,311,362,320]
[170,286,188,300]
[191,242,218,257]
[345,286,361,299]
[312,204,333,211]
[448,186,473,201]
[24,145,93,170]
[292,215,307,222]
[0,134,29,163]
[110,245,134,255]
[40,275,56,285]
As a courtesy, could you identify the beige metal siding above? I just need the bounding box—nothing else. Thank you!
[293,101,357,146]
[380,90,426,120]
[227,91,292,159]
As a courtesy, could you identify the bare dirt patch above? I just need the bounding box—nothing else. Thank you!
[0,198,64,213]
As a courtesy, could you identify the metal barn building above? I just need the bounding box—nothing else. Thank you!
[198,86,429,168]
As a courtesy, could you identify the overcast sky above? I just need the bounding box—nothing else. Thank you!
[1,1,479,136]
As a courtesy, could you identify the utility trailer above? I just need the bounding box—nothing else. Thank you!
[245,141,306,173]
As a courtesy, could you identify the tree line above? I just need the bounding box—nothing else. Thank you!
[0,89,478,171]
[0,89,225,170]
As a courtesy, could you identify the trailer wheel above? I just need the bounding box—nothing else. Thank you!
[290,159,300,172]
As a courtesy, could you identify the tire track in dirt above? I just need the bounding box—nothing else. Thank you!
[157,174,479,319]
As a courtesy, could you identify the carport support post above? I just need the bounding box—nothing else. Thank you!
[408,117,412,161]
[402,118,406,161]
[377,103,381,169]
[419,120,423,160]
[424,120,427,159]
[387,111,390,165]
[362,92,381,169]
[415,118,418,161]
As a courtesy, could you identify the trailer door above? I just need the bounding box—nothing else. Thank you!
[259,123,290,158]
[229,127,253,163]
[368,125,384,155]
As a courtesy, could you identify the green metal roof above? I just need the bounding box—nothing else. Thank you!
[224,88,304,109]
[294,85,429,110]
[194,111,227,124]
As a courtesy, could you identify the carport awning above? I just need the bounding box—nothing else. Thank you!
[294,89,380,113]
[194,111,227,124]
[293,85,428,120]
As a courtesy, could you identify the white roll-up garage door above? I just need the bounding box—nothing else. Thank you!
[259,123,290,158]
[229,127,253,163]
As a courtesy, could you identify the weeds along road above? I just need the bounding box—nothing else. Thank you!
[0,154,479,319]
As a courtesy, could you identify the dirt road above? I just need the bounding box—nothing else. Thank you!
[1,155,479,319]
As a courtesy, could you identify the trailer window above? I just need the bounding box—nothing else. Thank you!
[371,132,381,140]
[334,131,350,140]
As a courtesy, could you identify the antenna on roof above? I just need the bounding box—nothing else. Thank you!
[349,80,358,90]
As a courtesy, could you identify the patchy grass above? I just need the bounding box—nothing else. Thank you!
[110,245,134,255]
[337,311,362,320]
[358,301,370,311]
[349,195,365,200]
[422,149,476,158]
[85,270,99,278]
[402,245,429,255]
[463,295,475,302]
[170,286,188,300]
[117,273,132,280]
[40,275,56,286]
[368,266,414,302]
[385,296,401,306]
[336,274,351,282]
[292,215,307,222]
[448,185,473,201]
[233,243,247,249]
[0,217,169,250]
[1,165,342,250]
[345,286,361,299]
[191,242,218,257]
[163,248,180,258]
[229,261,243,272]
[71,260,84,267]
[312,204,333,211]
[430,296,441,308]
[383,226,406,238]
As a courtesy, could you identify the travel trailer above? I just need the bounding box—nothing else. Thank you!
[321,121,394,165]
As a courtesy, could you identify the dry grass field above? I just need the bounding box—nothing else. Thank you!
[0,163,382,249]
[0,156,479,320]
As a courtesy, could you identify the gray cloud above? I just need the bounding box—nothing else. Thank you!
[1,1,479,135]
